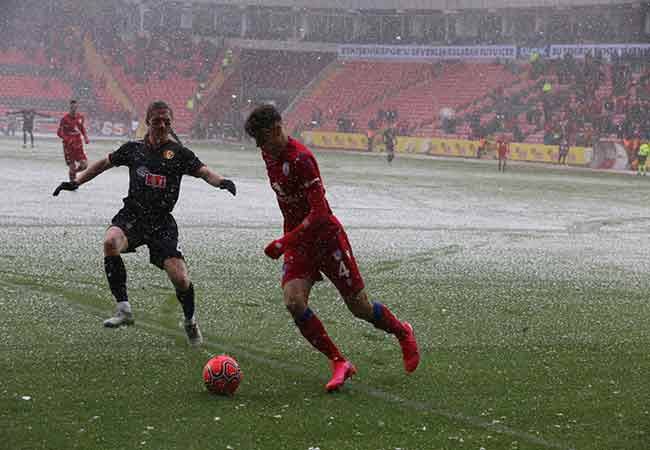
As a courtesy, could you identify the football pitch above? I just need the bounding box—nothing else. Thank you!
[1,137,649,450]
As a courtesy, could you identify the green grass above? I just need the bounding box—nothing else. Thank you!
[1,137,649,449]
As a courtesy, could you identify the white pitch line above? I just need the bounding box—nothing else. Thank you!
[60,295,576,450]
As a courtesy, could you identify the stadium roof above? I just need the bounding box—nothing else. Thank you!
[187,0,638,10]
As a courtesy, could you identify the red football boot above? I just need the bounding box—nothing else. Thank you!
[325,359,357,392]
[399,322,420,373]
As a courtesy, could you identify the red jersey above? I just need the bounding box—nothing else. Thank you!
[57,113,88,140]
[262,137,339,247]
[497,141,509,156]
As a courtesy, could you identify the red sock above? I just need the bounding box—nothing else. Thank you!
[296,308,344,361]
[372,302,406,339]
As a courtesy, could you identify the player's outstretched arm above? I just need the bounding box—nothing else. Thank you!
[52,181,78,196]
[52,156,113,196]
[193,165,236,196]
[76,156,112,185]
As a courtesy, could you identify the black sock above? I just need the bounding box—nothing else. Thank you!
[176,283,195,321]
[104,255,128,303]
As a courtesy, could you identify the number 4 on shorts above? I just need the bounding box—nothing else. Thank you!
[339,261,350,278]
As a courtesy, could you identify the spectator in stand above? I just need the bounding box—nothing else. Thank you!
[310,108,322,128]
[512,124,524,143]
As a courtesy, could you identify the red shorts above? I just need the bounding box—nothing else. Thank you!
[498,150,508,159]
[63,137,87,164]
[281,226,365,299]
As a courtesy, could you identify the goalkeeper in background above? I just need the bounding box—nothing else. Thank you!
[52,100,237,347]
[7,108,51,148]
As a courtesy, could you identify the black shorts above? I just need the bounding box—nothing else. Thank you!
[110,208,183,269]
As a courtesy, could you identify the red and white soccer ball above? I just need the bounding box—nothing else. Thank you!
[203,354,242,396]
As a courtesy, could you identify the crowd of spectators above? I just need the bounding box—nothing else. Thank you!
[451,50,650,148]
[98,30,219,85]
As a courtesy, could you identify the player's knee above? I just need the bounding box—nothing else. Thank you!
[171,274,191,291]
[103,237,122,255]
[344,290,373,320]
[168,267,190,290]
[103,230,126,256]
[283,293,307,318]
[164,259,190,290]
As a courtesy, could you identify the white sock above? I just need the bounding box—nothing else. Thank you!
[117,301,132,313]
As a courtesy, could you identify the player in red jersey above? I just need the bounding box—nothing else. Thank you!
[57,100,90,182]
[497,135,510,172]
[245,104,420,392]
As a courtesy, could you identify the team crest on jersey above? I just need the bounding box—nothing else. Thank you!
[162,150,175,160]
[282,162,290,176]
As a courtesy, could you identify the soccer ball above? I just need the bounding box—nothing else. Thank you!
[203,354,242,396]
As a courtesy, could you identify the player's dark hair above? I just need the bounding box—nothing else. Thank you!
[144,100,183,146]
[245,104,282,138]
[70,99,77,104]
[145,100,173,124]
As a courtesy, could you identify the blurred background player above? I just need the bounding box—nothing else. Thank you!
[6,108,51,148]
[52,100,236,347]
[57,100,90,182]
[245,104,419,392]
[477,135,488,159]
[558,138,570,165]
[383,125,397,163]
[497,135,510,172]
[4,113,17,137]
[637,142,650,176]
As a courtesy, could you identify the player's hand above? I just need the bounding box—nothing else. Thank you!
[219,179,236,196]
[52,181,79,196]
[264,240,284,259]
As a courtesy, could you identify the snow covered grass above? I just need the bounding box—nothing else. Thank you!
[1,137,648,449]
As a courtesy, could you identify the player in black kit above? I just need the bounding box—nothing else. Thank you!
[383,126,397,163]
[6,109,51,148]
[52,101,236,347]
